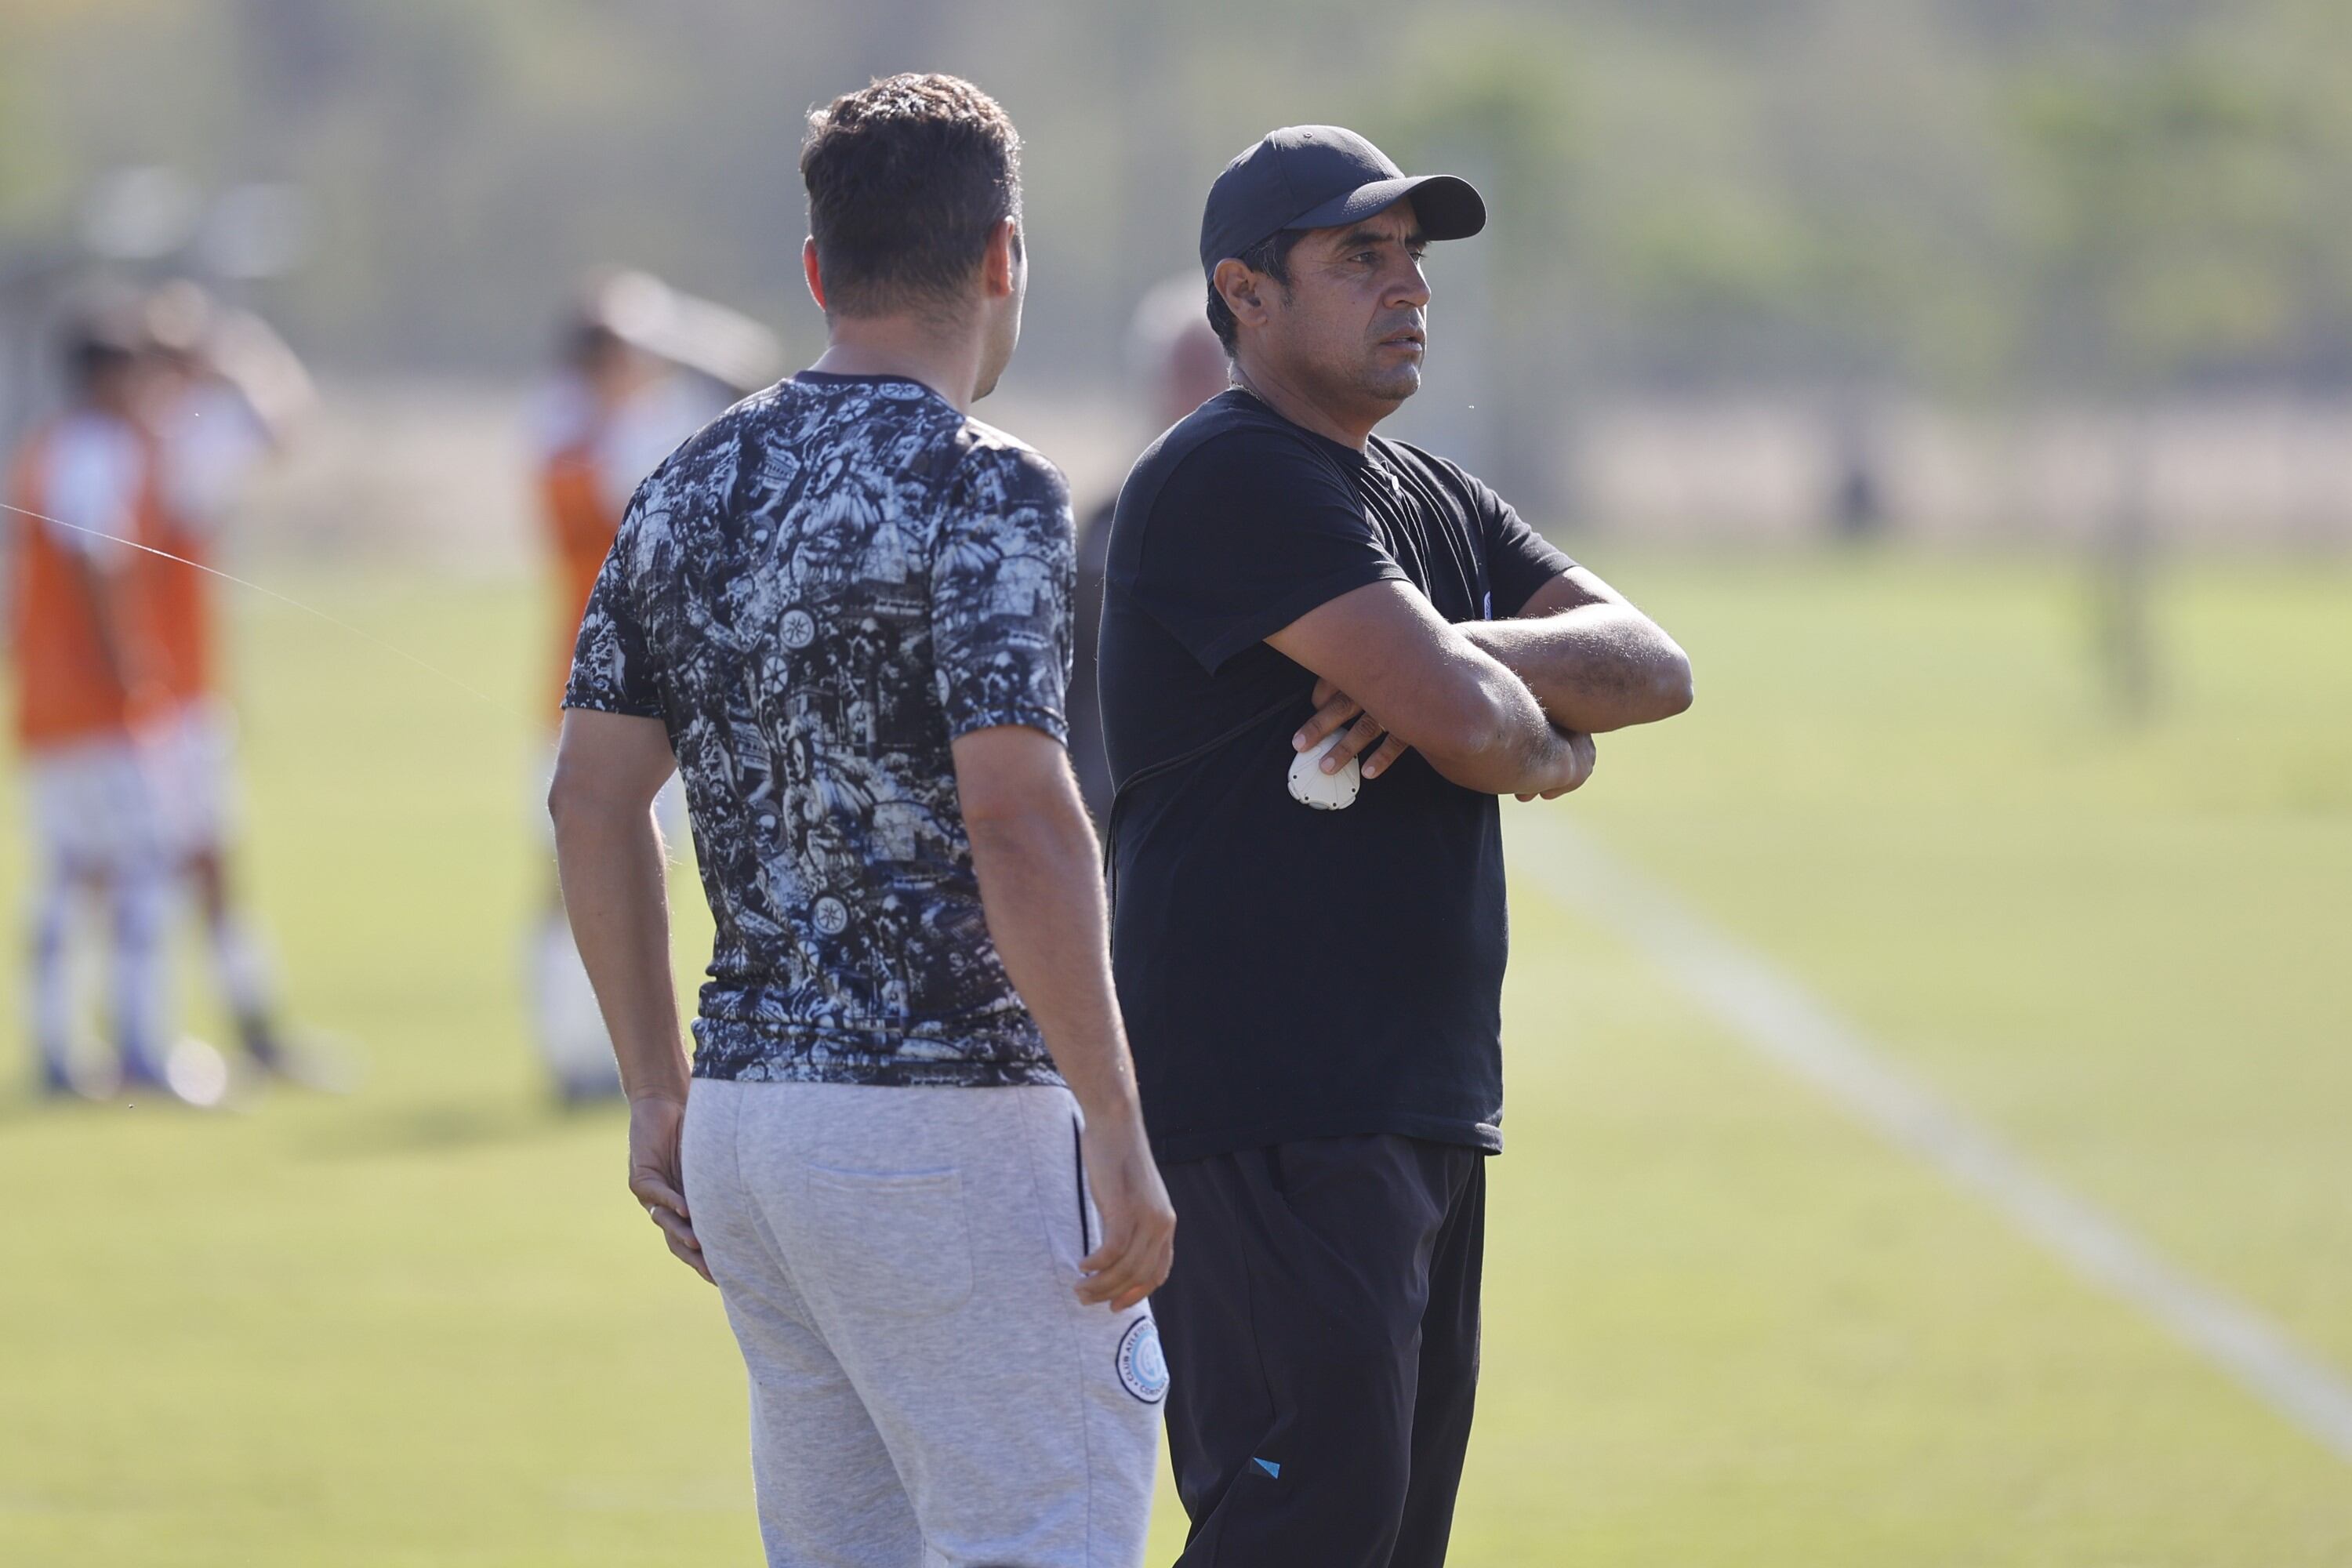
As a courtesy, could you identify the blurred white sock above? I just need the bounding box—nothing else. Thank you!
[111,862,172,1067]
[28,869,75,1067]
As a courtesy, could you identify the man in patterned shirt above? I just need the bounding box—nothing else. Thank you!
[549,74,1174,1567]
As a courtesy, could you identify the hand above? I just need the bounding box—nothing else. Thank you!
[1076,1109,1176,1312]
[1292,676,1414,781]
[1517,728,1597,801]
[627,1094,713,1285]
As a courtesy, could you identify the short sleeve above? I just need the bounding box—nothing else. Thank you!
[42,417,143,563]
[1471,471,1575,619]
[562,516,666,720]
[930,445,1076,742]
[1131,430,1406,673]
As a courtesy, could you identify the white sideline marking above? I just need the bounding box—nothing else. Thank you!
[1517,816,2352,1465]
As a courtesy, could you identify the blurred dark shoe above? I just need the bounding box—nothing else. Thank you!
[36,1054,108,1101]
[118,1050,172,1091]
[241,1019,359,1094]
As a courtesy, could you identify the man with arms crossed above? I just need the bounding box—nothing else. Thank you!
[1099,126,1694,1566]
[551,74,1174,1567]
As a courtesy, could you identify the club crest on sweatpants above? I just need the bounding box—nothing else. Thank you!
[1116,1316,1167,1404]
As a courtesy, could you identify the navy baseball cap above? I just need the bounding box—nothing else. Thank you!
[1200,125,1486,281]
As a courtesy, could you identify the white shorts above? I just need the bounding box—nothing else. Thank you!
[24,732,168,874]
[147,699,238,858]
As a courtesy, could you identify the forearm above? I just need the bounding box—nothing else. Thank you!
[214,316,316,440]
[72,557,135,692]
[1265,579,1597,797]
[965,787,1142,1124]
[1414,662,1588,797]
[552,802,689,1102]
[1463,608,1693,733]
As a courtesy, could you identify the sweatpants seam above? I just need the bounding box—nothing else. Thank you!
[1016,1086,1101,1562]
[721,1083,786,1287]
[740,1086,938,1557]
[721,1086,818,1333]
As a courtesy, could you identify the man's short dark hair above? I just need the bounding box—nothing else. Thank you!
[1204,228,1305,357]
[564,320,627,372]
[800,73,1022,320]
[60,305,143,391]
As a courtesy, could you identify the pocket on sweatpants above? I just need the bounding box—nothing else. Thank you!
[801,1167,975,1320]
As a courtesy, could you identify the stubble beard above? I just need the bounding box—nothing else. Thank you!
[1354,354,1421,412]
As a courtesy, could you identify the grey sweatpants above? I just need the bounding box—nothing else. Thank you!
[683,1079,1162,1567]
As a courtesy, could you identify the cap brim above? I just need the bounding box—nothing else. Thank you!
[1286,173,1486,242]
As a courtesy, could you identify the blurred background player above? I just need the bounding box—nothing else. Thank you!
[1069,277,1231,829]
[8,304,187,1099]
[138,279,336,1088]
[527,269,777,1101]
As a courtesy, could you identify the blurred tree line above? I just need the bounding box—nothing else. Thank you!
[5,0,2352,510]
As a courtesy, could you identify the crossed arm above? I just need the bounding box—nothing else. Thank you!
[1464,568,1694,733]
[71,550,147,699]
[1276,566,1693,795]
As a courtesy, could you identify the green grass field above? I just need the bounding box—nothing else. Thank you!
[2,547,2349,1565]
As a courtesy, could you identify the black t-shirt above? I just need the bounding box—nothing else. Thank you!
[1068,496,1116,829]
[1099,390,1573,1162]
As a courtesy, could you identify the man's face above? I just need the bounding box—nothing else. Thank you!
[82,354,145,418]
[1258,198,1431,414]
[139,349,202,412]
[584,340,662,411]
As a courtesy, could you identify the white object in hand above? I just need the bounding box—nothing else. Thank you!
[1287,730,1361,811]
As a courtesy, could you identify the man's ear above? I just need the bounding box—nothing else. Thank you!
[1213,258,1269,330]
[981,217,1019,299]
[802,237,827,312]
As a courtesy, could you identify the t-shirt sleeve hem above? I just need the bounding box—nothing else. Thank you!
[1189,559,1410,673]
[945,705,1070,746]
[561,691,666,720]
[1495,557,1575,620]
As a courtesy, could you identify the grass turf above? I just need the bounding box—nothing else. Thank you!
[1,548,2347,1564]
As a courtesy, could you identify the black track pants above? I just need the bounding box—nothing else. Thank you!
[1153,1134,1486,1568]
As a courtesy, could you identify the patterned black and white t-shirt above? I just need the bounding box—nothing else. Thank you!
[564,371,1073,1087]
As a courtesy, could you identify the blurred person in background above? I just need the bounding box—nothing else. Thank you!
[1100,126,1693,1566]
[1069,278,1229,830]
[139,280,339,1089]
[8,305,183,1100]
[551,74,1171,1566]
[528,270,775,1102]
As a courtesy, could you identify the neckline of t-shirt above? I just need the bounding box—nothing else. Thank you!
[1223,387,1378,470]
[792,368,957,408]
